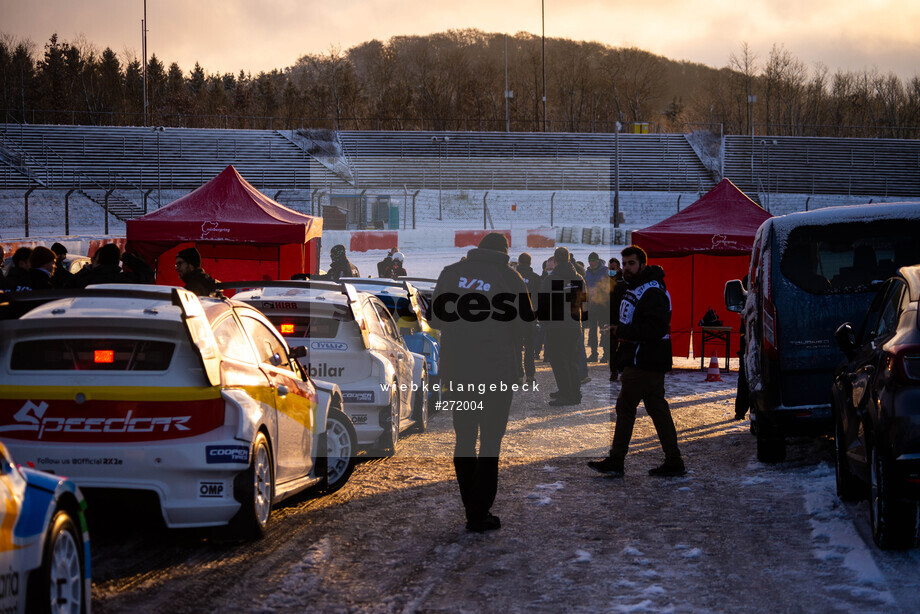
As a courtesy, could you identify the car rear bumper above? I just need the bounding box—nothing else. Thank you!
[4,430,250,528]
[751,392,832,434]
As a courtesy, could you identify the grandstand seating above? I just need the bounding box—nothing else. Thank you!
[338,131,714,193]
[723,135,920,198]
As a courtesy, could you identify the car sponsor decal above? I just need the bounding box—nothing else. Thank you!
[206,445,249,464]
[341,391,375,404]
[261,301,299,310]
[0,396,224,442]
[307,363,345,378]
[311,341,348,351]
[198,481,226,498]
[349,414,368,424]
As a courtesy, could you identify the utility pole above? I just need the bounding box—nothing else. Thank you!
[142,0,148,127]
[542,0,547,132]
[504,35,512,132]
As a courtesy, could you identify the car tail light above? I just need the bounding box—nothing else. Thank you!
[762,297,779,360]
[280,323,295,335]
[94,350,115,364]
[891,344,920,382]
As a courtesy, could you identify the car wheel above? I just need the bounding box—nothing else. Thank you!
[377,386,400,456]
[230,432,273,539]
[28,508,85,614]
[413,371,429,433]
[869,441,919,549]
[754,409,786,463]
[834,411,863,502]
[322,408,357,493]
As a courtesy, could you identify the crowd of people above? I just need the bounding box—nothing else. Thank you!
[0,243,218,297]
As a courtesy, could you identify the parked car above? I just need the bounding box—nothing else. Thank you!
[339,277,441,407]
[725,202,920,462]
[831,264,920,549]
[225,281,430,454]
[0,285,356,539]
[0,441,92,614]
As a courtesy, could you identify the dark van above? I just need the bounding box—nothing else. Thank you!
[725,202,920,462]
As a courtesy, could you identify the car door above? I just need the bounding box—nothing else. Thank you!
[371,299,414,421]
[239,311,316,483]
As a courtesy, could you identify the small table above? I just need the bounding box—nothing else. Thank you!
[700,326,733,371]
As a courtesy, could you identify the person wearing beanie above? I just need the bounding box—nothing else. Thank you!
[49,242,73,287]
[540,246,587,406]
[322,244,359,280]
[175,247,219,297]
[431,232,534,533]
[66,243,154,288]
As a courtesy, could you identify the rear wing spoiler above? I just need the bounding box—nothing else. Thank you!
[0,287,222,386]
[216,280,372,349]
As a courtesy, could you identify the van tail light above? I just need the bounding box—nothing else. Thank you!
[762,297,779,360]
[891,344,920,383]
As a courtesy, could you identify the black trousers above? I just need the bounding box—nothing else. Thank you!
[522,326,536,380]
[452,389,513,522]
[610,367,682,463]
[545,328,582,401]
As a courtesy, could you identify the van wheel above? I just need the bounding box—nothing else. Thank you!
[412,371,429,433]
[755,410,786,463]
[834,412,863,502]
[28,508,85,614]
[869,441,919,549]
[230,432,273,539]
[322,409,357,493]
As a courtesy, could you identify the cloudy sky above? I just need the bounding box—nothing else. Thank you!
[3,0,918,79]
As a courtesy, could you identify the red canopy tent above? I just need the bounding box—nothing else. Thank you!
[631,179,771,359]
[126,165,323,286]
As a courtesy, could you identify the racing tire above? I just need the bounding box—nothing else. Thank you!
[28,507,86,614]
[321,409,357,493]
[377,386,400,457]
[230,432,273,540]
[412,371,429,433]
[869,441,919,550]
[754,410,786,463]
[834,411,863,502]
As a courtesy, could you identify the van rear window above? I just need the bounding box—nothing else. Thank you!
[780,220,920,294]
[266,316,340,339]
[11,339,175,371]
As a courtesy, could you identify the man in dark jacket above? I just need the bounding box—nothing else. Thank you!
[540,246,587,406]
[175,247,218,296]
[608,257,626,381]
[431,232,533,533]
[588,245,686,477]
[2,247,32,292]
[50,242,73,288]
[23,246,57,291]
[516,252,542,385]
[323,244,359,280]
[67,243,155,288]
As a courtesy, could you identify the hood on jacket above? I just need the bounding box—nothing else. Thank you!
[627,264,666,289]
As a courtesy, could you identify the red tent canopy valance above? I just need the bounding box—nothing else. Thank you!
[126,165,322,284]
[632,179,771,359]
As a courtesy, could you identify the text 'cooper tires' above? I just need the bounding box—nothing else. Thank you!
[869,442,919,550]
[323,408,357,493]
[230,431,273,539]
[834,412,863,502]
[28,508,85,614]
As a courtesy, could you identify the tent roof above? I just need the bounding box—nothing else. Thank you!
[126,165,322,247]
[632,178,771,256]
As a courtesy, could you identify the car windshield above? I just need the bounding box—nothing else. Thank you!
[780,220,920,295]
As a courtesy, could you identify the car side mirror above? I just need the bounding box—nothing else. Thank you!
[289,345,307,360]
[834,322,857,359]
[724,279,746,313]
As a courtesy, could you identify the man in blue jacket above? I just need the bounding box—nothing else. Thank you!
[588,245,685,477]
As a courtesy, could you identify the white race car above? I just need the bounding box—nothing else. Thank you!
[0,285,356,539]
[226,281,429,454]
[0,441,91,614]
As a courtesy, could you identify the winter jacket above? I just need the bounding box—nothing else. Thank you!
[2,266,31,292]
[432,248,533,384]
[516,264,541,307]
[615,264,672,373]
[608,270,627,326]
[538,261,586,331]
[65,253,154,289]
[181,268,220,297]
[584,264,611,315]
[325,256,359,280]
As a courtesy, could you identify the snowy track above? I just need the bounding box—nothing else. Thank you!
[90,365,920,613]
